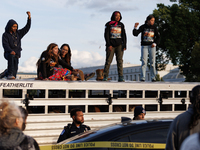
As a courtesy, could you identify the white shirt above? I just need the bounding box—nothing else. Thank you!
[180,132,200,150]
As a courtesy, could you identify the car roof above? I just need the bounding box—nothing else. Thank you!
[61,119,173,144]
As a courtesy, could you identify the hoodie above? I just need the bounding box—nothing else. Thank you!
[2,17,31,58]
[104,11,127,49]
[0,128,39,150]
[133,23,160,46]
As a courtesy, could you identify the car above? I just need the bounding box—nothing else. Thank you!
[58,118,173,150]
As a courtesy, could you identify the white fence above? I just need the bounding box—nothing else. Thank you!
[0,80,199,145]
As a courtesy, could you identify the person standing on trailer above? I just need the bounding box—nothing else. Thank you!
[133,15,160,82]
[1,11,31,80]
[103,11,127,82]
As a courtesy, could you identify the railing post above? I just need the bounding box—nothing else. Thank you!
[172,104,175,112]
[66,89,69,98]
[85,105,88,113]
[142,90,145,98]
[86,90,88,98]
[65,105,68,114]
[45,89,48,99]
[22,89,27,100]
[126,104,129,112]
[0,89,3,99]
[45,105,48,114]
[127,90,129,98]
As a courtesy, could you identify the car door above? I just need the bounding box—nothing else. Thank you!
[129,126,169,150]
[109,126,169,150]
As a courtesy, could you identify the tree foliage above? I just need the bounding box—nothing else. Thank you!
[153,0,200,81]
[190,41,200,81]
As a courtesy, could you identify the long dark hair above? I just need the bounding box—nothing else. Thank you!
[145,15,154,24]
[110,11,122,21]
[36,43,58,67]
[60,44,71,65]
[189,85,200,128]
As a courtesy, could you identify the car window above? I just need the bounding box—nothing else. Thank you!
[130,127,169,143]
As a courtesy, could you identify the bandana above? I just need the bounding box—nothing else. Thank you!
[109,21,118,27]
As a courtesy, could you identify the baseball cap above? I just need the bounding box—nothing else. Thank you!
[134,106,146,117]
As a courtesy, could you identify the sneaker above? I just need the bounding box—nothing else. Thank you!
[140,79,145,82]
[118,76,125,82]
[85,72,95,81]
[0,69,7,79]
[7,75,15,80]
[103,76,108,81]
[2,76,7,80]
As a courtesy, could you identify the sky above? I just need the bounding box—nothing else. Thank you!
[0,0,176,73]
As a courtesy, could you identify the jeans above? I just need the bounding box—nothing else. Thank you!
[104,45,124,77]
[140,45,156,80]
[4,53,19,78]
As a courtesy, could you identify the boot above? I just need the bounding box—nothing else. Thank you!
[85,72,95,81]
[0,69,7,79]
[78,70,84,81]
[118,76,125,82]
[103,74,108,81]
[96,69,104,81]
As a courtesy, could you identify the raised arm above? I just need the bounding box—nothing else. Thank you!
[18,11,31,38]
[133,23,142,36]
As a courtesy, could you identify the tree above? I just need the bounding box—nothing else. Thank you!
[171,0,200,12]
[190,41,200,81]
[153,0,200,81]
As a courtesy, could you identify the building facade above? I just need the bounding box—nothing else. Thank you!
[79,64,185,82]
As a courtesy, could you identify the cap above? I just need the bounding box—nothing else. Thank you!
[134,106,146,117]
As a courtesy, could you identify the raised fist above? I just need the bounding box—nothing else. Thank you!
[134,22,139,28]
[26,11,31,19]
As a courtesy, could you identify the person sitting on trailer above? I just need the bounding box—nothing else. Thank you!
[36,43,84,81]
[59,43,95,81]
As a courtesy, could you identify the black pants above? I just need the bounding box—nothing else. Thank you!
[103,45,124,77]
[4,53,19,77]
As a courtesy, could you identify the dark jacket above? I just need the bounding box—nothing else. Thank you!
[39,51,74,79]
[2,18,31,58]
[61,56,71,66]
[57,123,90,143]
[133,23,160,46]
[165,105,200,150]
[104,11,127,49]
[0,128,40,150]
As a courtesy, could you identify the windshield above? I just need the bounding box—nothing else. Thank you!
[58,119,168,144]
[59,122,123,144]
